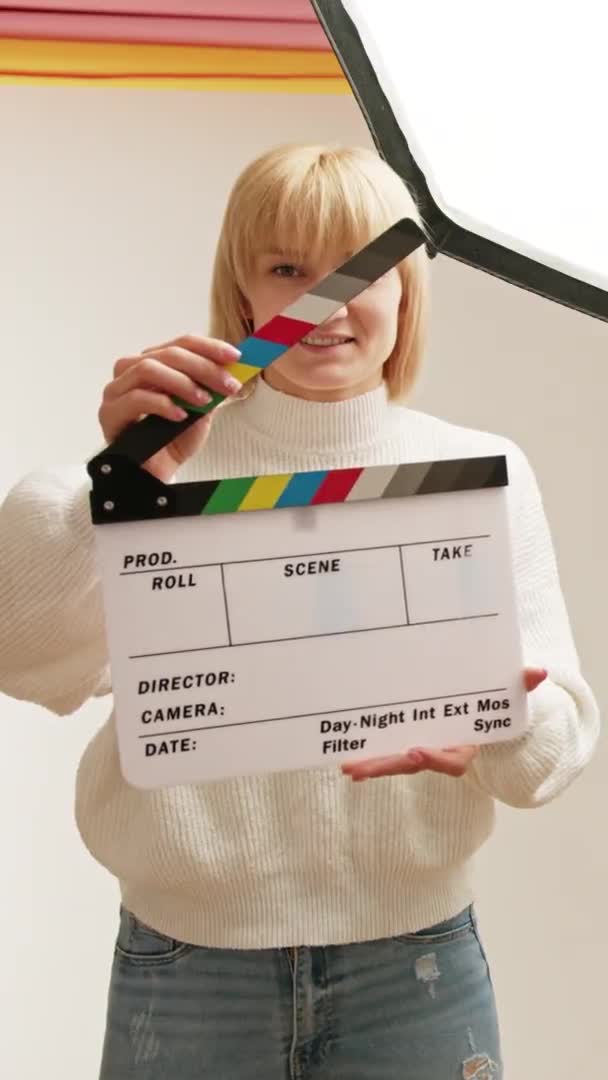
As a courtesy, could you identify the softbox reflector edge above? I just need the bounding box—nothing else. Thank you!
[312,0,608,324]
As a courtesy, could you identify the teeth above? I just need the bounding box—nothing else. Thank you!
[301,335,352,346]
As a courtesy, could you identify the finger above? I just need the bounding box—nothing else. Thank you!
[524,668,548,693]
[342,745,480,782]
[99,388,187,442]
[113,354,141,378]
[137,347,243,399]
[104,356,213,410]
[411,746,479,777]
[142,411,214,479]
[142,334,241,366]
[185,411,214,445]
[164,411,214,462]
[342,751,426,781]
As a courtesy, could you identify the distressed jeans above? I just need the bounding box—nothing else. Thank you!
[99,904,502,1079]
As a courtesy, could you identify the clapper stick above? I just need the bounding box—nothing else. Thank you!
[92,218,426,471]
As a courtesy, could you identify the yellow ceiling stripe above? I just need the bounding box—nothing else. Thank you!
[0,38,349,93]
[0,74,348,93]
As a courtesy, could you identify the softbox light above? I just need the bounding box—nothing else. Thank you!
[313,0,608,322]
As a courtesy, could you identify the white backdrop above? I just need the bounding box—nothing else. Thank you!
[0,85,606,1079]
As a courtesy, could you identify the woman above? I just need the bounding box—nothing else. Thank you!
[0,144,599,1079]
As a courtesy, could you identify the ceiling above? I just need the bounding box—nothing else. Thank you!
[0,0,345,91]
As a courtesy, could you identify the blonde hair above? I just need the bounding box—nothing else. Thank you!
[210,144,430,400]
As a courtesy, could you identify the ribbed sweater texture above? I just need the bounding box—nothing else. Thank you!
[0,380,599,947]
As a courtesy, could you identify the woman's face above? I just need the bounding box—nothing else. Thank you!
[245,249,403,401]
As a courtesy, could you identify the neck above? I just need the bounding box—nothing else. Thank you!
[236,376,405,454]
[263,367,383,403]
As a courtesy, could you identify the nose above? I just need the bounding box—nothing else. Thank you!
[323,304,349,323]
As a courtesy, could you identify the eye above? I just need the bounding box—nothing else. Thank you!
[272,263,304,279]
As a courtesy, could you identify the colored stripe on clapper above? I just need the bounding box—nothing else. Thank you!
[174,218,424,414]
[198,458,507,515]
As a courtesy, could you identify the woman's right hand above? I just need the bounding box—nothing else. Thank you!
[98,334,243,482]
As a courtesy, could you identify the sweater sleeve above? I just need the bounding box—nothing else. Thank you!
[0,468,110,715]
[467,443,599,809]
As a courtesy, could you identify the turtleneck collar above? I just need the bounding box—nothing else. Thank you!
[236,376,406,454]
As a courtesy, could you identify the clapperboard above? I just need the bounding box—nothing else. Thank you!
[87,220,527,789]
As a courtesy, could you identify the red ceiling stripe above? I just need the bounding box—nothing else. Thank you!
[0,3,330,48]
[0,22,330,50]
[0,67,342,79]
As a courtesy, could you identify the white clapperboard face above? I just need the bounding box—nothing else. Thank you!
[87,222,527,789]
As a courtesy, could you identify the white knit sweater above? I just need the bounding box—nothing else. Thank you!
[0,379,599,948]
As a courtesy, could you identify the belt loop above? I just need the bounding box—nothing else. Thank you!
[288,947,299,1080]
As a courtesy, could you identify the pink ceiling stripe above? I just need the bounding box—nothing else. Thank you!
[0,11,330,47]
[1,1,318,18]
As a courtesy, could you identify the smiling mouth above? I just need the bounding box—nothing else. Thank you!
[300,334,355,347]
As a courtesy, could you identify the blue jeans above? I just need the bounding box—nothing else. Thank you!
[99,905,502,1078]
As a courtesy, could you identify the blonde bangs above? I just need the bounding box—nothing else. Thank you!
[210,144,430,400]
[230,146,405,285]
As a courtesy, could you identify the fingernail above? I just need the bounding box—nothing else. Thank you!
[194,388,211,403]
[406,751,424,766]
[172,406,188,420]
[224,345,242,359]
[224,376,242,394]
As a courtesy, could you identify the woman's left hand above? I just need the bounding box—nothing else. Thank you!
[341,668,548,782]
